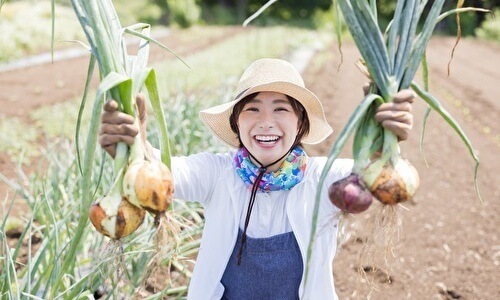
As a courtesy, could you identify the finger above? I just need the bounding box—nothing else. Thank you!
[99,133,137,148]
[376,101,412,113]
[375,110,413,126]
[102,144,116,158]
[380,119,412,141]
[362,83,370,96]
[136,94,147,123]
[101,110,135,125]
[99,122,139,137]
[103,99,119,112]
[393,89,416,103]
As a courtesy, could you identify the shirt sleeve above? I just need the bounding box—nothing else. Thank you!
[170,152,233,206]
[326,158,354,185]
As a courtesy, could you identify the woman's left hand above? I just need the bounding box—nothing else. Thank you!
[375,89,415,141]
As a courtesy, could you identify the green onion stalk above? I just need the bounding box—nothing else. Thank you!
[304,0,484,290]
[48,0,187,295]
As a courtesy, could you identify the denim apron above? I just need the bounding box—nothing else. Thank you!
[220,229,303,299]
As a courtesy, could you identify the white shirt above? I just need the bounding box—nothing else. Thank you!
[170,151,354,300]
[241,190,292,238]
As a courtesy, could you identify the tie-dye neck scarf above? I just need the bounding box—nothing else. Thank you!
[233,146,307,192]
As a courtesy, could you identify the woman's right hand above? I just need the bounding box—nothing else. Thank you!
[99,94,147,158]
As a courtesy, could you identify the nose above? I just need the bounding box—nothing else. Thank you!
[258,123,274,129]
[257,111,275,129]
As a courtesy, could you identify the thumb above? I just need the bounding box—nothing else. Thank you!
[136,94,147,124]
[103,99,119,112]
[135,94,149,146]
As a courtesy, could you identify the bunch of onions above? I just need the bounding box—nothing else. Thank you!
[323,0,482,210]
[302,0,484,288]
[68,0,184,239]
[63,0,186,293]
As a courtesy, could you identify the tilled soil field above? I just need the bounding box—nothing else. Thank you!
[1,27,499,299]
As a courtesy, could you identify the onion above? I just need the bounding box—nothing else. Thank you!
[122,130,174,215]
[367,157,420,205]
[134,160,174,214]
[329,174,373,214]
[89,192,145,239]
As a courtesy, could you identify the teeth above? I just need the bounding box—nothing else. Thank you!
[255,135,279,142]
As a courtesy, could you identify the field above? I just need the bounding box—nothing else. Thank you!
[1,24,499,299]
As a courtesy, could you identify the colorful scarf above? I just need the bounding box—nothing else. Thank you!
[234,146,307,192]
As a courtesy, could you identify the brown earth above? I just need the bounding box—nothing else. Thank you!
[1,27,499,299]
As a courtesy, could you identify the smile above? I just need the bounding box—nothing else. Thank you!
[254,135,280,143]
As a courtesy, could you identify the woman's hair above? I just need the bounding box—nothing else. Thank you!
[229,92,310,148]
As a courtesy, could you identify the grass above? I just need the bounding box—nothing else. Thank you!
[0,117,39,162]
[0,0,84,62]
[0,0,161,63]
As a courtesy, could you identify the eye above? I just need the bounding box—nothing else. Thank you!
[245,107,259,112]
[275,106,291,112]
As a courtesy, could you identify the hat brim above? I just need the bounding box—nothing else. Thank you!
[200,81,333,148]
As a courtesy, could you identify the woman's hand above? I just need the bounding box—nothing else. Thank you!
[99,94,148,158]
[375,89,415,141]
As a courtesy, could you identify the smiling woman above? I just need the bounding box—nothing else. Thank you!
[99,57,415,299]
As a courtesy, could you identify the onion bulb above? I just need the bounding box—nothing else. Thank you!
[89,192,145,239]
[329,174,373,213]
[367,157,420,205]
[122,130,174,215]
[124,159,174,215]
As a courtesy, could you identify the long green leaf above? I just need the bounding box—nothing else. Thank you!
[410,82,481,201]
[124,28,190,69]
[419,53,431,167]
[303,93,382,291]
[51,79,106,298]
[242,0,279,27]
[76,56,97,175]
[144,69,172,168]
[337,0,389,98]
[401,0,446,88]
[393,0,419,84]
[353,0,391,77]
[387,0,405,71]
[436,7,491,24]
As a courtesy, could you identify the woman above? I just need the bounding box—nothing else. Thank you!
[99,58,414,299]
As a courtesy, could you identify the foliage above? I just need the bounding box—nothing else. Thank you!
[0,0,84,62]
[166,0,201,28]
[475,8,500,42]
[0,117,39,162]
[302,0,482,292]
[152,0,202,27]
[189,0,334,27]
[0,138,202,298]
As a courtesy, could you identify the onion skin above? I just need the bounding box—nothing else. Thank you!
[328,174,373,214]
[115,199,146,238]
[132,160,174,215]
[122,160,143,208]
[89,198,145,239]
[368,158,420,205]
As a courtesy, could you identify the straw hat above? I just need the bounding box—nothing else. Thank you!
[199,58,333,148]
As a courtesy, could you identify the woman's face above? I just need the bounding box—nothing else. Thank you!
[237,92,300,171]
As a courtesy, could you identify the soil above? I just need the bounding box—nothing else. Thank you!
[1,26,499,299]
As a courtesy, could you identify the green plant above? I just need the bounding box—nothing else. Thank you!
[476,8,500,42]
[304,0,485,290]
[0,139,204,298]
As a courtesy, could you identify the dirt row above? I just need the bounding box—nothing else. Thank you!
[1,26,499,299]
